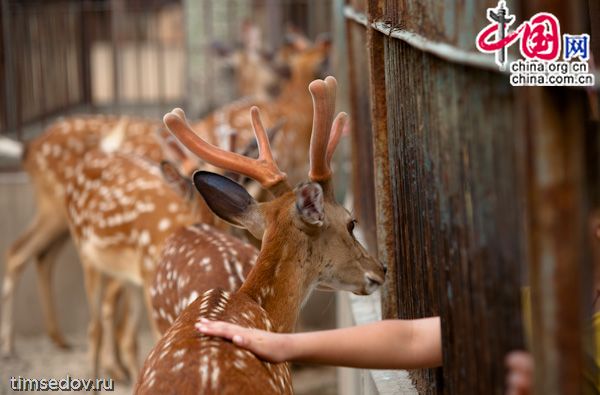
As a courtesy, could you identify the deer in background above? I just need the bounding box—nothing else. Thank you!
[0,115,188,358]
[212,22,290,101]
[0,23,287,373]
[60,132,264,381]
[191,34,332,187]
[134,76,385,394]
[59,150,209,380]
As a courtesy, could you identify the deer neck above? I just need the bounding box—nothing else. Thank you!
[239,229,317,333]
[278,73,315,108]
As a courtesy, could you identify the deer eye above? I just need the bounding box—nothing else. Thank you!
[347,219,357,235]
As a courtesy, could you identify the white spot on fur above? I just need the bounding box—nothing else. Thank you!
[158,218,171,231]
[139,230,151,246]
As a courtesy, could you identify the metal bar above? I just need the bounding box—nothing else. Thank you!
[13,5,23,139]
[79,1,93,106]
[266,0,282,49]
[135,11,143,103]
[110,0,122,113]
[34,9,47,130]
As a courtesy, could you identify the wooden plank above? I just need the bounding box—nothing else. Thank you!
[345,15,378,253]
[525,87,589,395]
[365,0,398,319]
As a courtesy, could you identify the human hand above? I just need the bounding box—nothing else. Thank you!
[195,318,292,363]
[505,351,534,395]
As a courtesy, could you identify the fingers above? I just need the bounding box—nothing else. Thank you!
[196,319,245,342]
[505,351,534,395]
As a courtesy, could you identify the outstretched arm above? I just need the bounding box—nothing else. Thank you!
[196,317,442,370]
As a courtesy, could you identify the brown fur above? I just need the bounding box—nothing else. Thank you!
[136,188,384,394]
[191,43,331,187]
[151,224,258,334]
[62,150,206,380]
[136,289,291,395]
[136,77,384,394]
[1,116,173,361]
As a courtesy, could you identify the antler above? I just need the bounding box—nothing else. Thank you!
[308,76,348,183]
[163,107,290,195]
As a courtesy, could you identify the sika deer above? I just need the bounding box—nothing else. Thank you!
[151,223,258,334]
[61,151,210,379]
[213,22,289,100]
[0,24,288,360]
[134,76,385,394]
[190,35,331,187]
[0,116,186,358]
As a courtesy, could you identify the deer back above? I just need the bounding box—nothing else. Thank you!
[64,150,199,284]
[150,224,258,334]
[135,289,292,395]
[24,116,168,214]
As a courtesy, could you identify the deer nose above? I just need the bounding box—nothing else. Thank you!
[365,272,384,288]
[382,264,388,275]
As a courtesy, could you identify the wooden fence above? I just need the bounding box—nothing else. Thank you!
[345,0,600,393]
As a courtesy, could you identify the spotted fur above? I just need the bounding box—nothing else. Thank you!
[136,289,291,395]
[151,224,258,333]
[1,115,182,362]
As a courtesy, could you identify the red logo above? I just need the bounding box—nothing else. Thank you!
[476,1,561,70]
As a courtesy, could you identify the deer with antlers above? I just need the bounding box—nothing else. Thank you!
[60,137,264,381]
[134,76,385,394]
[0,25,288,372]
[191,35,331,188]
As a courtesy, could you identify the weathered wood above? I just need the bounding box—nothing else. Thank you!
[346,14,378,252]
[365,0,398,320]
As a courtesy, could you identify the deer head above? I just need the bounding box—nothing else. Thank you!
[164,77,385,323]
[212,23,290,99]
[279,31,331,83]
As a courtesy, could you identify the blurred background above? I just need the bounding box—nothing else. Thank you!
[0,1,599,395]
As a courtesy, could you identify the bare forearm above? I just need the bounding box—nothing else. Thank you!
[286,318,442,369]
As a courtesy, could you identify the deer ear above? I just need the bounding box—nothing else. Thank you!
[193,171,265,239]
[295,182,325,227]
[160,161,192,199]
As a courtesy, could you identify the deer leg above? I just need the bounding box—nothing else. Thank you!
[118,284,142,383]
[82,264,105,379]
[34,231,70,349]
[1,213,66,356]
[99,279,128,382]
[143,282,161,341]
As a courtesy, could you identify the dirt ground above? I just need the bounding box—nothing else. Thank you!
[0,331,336,395]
